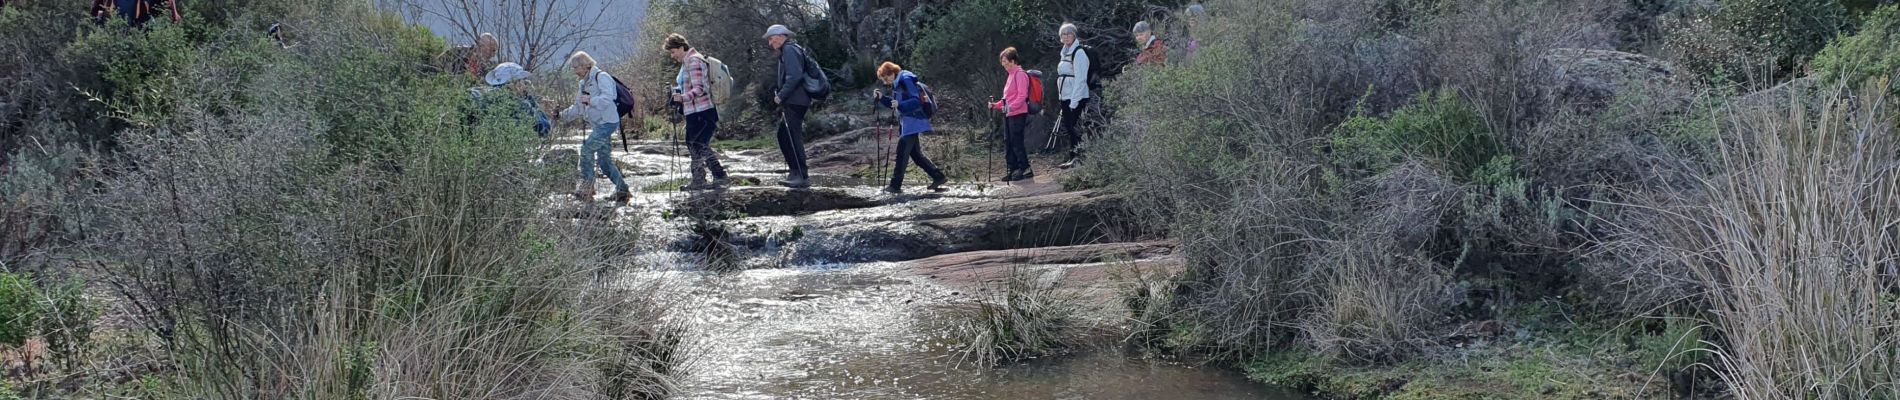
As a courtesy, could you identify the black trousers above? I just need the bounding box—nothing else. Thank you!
[1004,114,1030,171]
[1058,98,1090,157]
[891,134,946,188]
[776,104,811,178]
[686,108,726,181]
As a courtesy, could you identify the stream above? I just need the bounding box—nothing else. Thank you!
[543,132,1304,400]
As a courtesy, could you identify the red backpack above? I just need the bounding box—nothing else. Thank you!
[1025,69,1046,115]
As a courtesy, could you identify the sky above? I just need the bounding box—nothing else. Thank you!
[386,0,650,67]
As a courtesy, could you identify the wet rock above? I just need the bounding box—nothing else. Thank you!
[779,190,1147,263]
[681,187,882,218]
[907,241,1177,279]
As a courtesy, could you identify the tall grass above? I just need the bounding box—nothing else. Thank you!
[953,267,1084,367]
[1633,83,1900,399]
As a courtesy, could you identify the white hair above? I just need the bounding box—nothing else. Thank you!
[1060,23,1078,37]
[1133,21,1151,34]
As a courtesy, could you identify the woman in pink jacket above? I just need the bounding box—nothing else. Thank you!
[988,47,1034,182]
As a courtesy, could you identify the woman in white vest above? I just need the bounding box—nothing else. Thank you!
[1055,23,1092,169]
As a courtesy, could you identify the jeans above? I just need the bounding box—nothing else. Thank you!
[686,109,727,182]
[776,104,811,178]
[580,122,629,194]
[1004,114,1030,171]
[891,134,945,188]
[1058,98,1090,158]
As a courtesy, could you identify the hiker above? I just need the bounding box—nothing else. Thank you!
[1055,23,1092,169]
[1183,3,1205,59]
[91,0,179,26]
[872,62,949,194]
[555,51,631,202]
[666,33,728,191]
[442,33,501,78]
[1133,21,1168,67]
[482,62,552,137]
[988,47,1035,182]
[764,24,814,188]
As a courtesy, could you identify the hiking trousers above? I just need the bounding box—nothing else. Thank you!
[891,134,946,188]
[1004,114,1030,171]
[581,122,630,194]
[1058,98,1090,158]
[777,104,811,178]
[686,109,727,182]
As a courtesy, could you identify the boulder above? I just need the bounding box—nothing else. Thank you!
[1538,48,1684,113]
[768,190,1142,263]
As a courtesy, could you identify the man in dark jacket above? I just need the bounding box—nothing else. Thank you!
[764,24,812,188]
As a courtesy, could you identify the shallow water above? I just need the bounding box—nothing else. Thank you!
[551,134,1302,399]
[655,265,1301,400]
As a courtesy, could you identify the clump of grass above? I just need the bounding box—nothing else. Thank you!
[1630,83,1900,399]
[953,267,1084,367]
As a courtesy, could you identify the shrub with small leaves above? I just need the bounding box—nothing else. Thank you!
[0,272,38,348]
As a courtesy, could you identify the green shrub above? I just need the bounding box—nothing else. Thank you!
[1715,0,1848,73]
[0,272,36,348]
[1331,89,1500,182]
[1814,6,1900,95]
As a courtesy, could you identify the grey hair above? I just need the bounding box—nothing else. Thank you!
[1133,21,1151,34]
[1187,4,1205,17]
[1060,23,1078,36]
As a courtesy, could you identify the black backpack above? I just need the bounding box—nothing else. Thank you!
[1061,44,1105,92]
[792,43,833,101]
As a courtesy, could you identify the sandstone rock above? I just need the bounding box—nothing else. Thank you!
[779,190,1142,263]
[680,187,882,218]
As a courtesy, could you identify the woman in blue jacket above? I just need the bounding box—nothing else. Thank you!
[873,62,948,194]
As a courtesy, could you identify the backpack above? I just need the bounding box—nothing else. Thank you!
[590,70,636,118]
[1061,45,1105,91]
[901,76,938,119]
[698,53,737,109]
[792,43,833,101]
[1024,69,1046,115]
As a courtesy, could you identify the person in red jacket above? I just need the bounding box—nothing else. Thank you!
[988,47,1035,182]
[1133,21,1168,67]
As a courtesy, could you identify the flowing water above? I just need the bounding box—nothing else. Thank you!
[547,134,1305,400]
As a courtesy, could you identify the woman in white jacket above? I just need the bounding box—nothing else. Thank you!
[557,51,631,202]
[1055,23,1092,169]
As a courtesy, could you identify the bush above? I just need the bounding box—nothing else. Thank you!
[1331,89,1500,182]
[1813,6,1900,96]
[1663,0,1848,83]
[0,272,36,349]
[22,2,686,398]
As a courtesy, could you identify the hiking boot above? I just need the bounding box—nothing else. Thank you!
[1058,157,1080,169]
[1001,170,1023,182]
[681,182,716,191]
[573,190,595,201]
[928,176,949,192]
[882,186,903,194]
[1018,169,1036,180]
[607,191,632,203]
[780,177,810,189]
